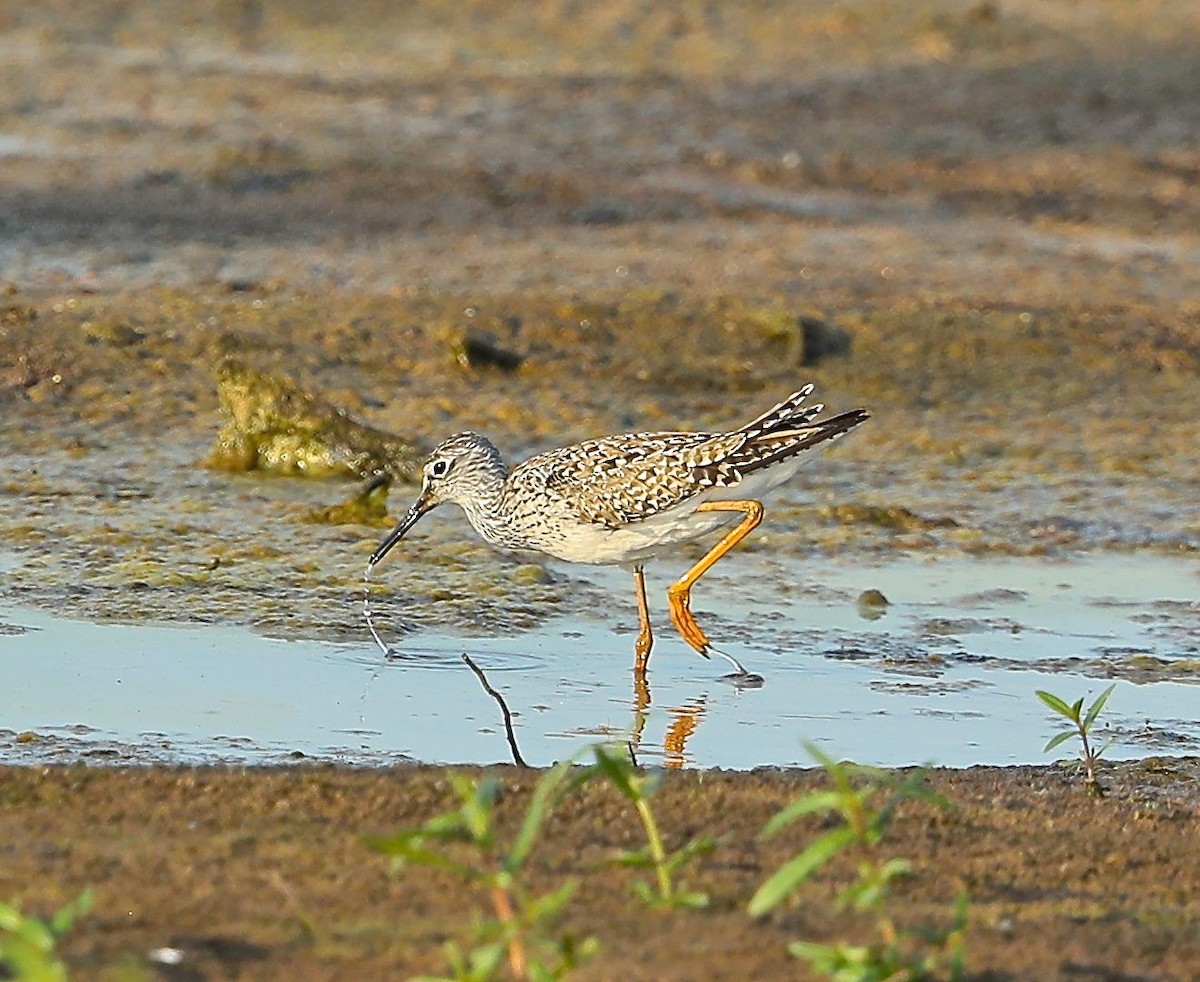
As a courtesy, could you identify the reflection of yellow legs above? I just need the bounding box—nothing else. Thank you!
[667,500,764,656]
[633,564,654,678]
[663,698,707,769]
[628,677,707,770]
[629,673,650,762]
[630,566,654,759]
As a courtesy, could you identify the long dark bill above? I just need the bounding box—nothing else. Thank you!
[369,493,433,567]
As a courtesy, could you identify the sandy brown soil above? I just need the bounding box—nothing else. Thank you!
[1,760,1199,980]
[2,1,1200,978]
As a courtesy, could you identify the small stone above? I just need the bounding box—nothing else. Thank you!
[451,331,524,372]
[575,196,633,225]
[83,319,145,346]
[512,563,552,586]
[798,315,852,365]
[857,589,890,620]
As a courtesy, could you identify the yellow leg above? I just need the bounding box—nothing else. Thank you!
[667,500,764,657]
[633,564,654,678]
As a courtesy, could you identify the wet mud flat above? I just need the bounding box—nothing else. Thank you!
[1,286,1196,646]
[3,1,1200,979]
[0,760,1198,980]
[3,552,1199,772]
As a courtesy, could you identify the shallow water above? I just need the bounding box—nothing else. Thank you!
[2,552,1196,769]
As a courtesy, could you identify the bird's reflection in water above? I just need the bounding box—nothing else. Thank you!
[663,696,708,768]
[629,674,708,769]
[458,653,717,769]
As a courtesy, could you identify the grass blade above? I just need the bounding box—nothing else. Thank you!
[665,836,716,873]
[1042,730,1076,753]
[461,776,499,844]
[1083,684,1117,729]
[673,891,710,910]
[759,791,843,838]
[592,745,640,802]
[748,825,856,917]
[1035,690,1073,718]
[48,888,93,938]
[524,880,578,923]
[509,759,574,868]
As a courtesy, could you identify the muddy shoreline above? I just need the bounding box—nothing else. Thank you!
[3,1,1200,978]
[2,759,1198,980]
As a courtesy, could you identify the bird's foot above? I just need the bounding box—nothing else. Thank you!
[709,646,764,688]
[668,586,762,684]
[667,585,713,656]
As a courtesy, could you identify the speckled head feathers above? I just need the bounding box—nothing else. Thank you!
[418,432,508,509]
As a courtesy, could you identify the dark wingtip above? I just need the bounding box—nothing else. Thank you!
[825,407,871,437]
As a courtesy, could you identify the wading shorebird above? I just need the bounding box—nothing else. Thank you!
[368,385,869,681]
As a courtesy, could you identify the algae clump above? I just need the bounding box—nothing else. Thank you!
[206,359,428,482]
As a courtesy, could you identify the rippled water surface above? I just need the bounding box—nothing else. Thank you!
[2,554,1197,769]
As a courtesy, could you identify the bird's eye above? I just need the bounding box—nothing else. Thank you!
[431,459,449,477]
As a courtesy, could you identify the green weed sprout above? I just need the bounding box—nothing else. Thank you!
[1035,683,1116,797]
[749,744,966,981]
[0,888,94,982]
[591,745,713,910]
[367,761,596,981]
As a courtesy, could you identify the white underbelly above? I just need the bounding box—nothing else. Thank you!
[542,507,732,564]
[537,457,809,565]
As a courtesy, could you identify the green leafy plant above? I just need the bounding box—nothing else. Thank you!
[1035,683,1116,796]
[367,762,596,981]
[591,745,713,910]
[0,888,94,982]
[749,745,967,981]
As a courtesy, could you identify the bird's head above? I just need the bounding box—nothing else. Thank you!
[369,432,506,566]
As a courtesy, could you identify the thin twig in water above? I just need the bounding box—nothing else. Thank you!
[462,653,528,768]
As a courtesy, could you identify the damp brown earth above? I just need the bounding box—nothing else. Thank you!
[2,1,1200,979]
[0,761,1198,980]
